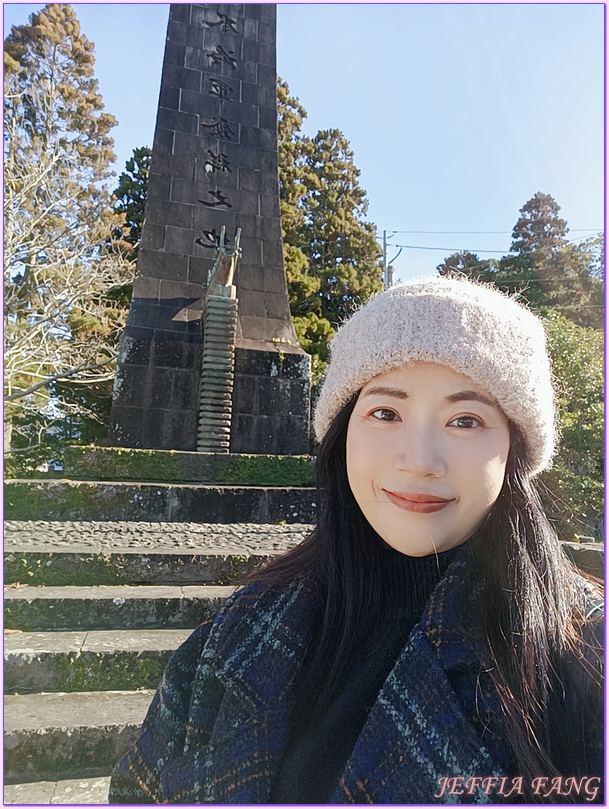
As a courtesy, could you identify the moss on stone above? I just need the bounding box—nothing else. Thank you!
[4,553,123,587]
[51,653,166,692]
[63,446,187,483]
[6,445,317,486]
[4,480,137,521]
[60,445,316,485]
[210,453,315,486]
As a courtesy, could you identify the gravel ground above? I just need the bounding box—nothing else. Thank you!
[4,520,314,553]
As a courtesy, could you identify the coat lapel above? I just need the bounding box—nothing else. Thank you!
[334,559,503,804]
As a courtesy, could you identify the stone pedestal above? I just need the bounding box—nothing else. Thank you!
[108,3,310,454]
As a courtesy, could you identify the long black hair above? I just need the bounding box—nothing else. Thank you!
[247,395,603,802]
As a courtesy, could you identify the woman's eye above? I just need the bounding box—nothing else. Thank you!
[370,408,400,422]
[448,416,482,429]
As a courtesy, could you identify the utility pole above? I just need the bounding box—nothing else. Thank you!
[383,230,388,290]
[383,230,394,289]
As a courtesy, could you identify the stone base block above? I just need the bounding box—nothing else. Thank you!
[231,347,310,454]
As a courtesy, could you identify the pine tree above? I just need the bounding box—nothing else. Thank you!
[4,4,135,454]
[300,129,383,325]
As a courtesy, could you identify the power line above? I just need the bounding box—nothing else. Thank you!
[388,229,603,234]
[445,275,603,283]
[390,234,604,255]
[394,244,506,254]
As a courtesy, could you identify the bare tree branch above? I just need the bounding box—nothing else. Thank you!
[6,357,116,401]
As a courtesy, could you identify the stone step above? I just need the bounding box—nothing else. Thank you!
[4,776,110,804]
[5,522,601,584]
[5,479,317,522]
[6,445,316,486]
[4,690,154,783]
[5,584,234,631]
[561,540,604,581]
[5,629,193,694]
[5,519,309,585]
[67,446,317,485]
[5,548,274,587]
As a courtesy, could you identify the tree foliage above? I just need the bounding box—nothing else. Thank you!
[541,312,603,541]
[438,193,603,329]
[278,79,382,382]
[4,4,135,453]
[113,145,151,256]
[437,195,604,541]
[436,250,493,278]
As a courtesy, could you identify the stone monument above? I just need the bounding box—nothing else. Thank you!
[108,3,310,455]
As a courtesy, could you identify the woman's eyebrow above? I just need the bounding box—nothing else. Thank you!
[444,390,496,407]
[361,386,409,400]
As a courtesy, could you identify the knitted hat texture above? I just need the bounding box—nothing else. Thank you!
[313,276,556,475]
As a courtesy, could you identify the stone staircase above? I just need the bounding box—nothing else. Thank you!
[4,447,314,803]
[4,519,310,803]
[4,447,603,803]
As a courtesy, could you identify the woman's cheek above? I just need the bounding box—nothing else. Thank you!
[482,454,509,504]
[346,423,380,500]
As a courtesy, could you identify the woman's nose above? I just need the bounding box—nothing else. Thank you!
[392,424,446,478]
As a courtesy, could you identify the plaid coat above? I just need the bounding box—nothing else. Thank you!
[109,557,603,804]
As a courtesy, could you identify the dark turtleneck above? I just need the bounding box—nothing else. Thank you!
[272,543,461,804]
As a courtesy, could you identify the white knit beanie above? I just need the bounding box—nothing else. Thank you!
[314,276,556,475]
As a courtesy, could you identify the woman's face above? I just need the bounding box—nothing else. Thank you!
[346,362,511,557]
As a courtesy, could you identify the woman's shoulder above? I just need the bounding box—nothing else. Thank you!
[205,575,319,648]
[220,575,317,616]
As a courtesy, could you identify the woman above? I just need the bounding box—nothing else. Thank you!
[110,277,603,804]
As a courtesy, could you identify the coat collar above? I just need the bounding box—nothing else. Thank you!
[212,550,480,708]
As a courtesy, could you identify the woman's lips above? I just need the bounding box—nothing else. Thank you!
[384,490,454,514]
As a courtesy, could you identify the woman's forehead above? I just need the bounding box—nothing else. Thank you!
[360,362,486,395]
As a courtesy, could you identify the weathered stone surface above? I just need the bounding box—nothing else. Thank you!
[5,629,192,694]
[561,541,604,581]
[5,780,56,804]
[4,479,317,522]
[5,584,234,631]
[4,773,111,803]
[50,776,110,804]
[5,549,273,586]
[4,520,312,552]
[230,347,311,454]
[4,690,154,782]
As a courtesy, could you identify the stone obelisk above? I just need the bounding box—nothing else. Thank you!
[108,4,310,455]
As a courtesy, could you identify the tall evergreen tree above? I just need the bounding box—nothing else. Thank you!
[113,146,151,256]
[436,193,603,328]
[277,79,382,382]
[498,192,600,323]
[4,4,134,453]
[299,129,383,326]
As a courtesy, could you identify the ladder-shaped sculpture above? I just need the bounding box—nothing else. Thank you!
[197,226,242,452]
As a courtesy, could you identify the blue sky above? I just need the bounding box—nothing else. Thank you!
[4,2,605,281]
